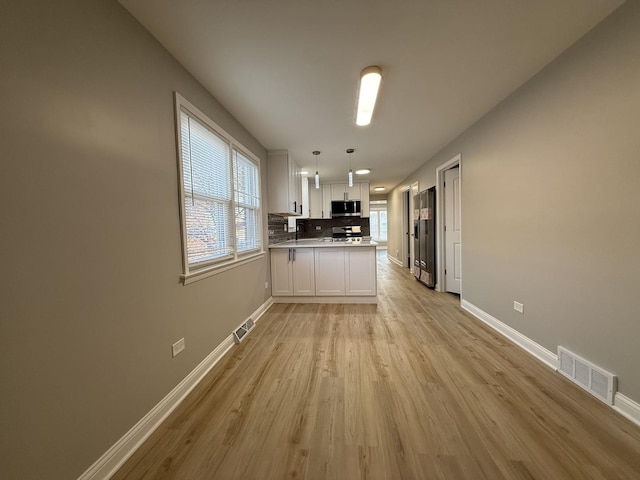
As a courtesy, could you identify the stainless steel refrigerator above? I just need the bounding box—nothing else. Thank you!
[413,187,436,288]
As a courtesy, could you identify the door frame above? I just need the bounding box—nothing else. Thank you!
[409,181,419,268]
[401,188,409,267]
[436,154,462,294]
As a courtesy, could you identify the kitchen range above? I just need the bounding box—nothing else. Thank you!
[331,225,362,243]
[269,225,377,304]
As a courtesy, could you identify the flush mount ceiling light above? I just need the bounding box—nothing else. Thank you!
[313,150,320,189]
[356,65,382,127]
[346,148,354,187]
[374,186,386,191]
[355,168,371,175]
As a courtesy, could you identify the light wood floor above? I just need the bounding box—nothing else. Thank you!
[113,251,640,479]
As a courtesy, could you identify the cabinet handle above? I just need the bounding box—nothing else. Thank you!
[293,201,297,213]
[292,248,296,261]
[300,203,302,215]
[288,248,291,262]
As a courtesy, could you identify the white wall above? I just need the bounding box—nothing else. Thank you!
[0,1,270,479]
[389,1,640,404]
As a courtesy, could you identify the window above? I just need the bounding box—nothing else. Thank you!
[370,201,388,242]
[175,93,263,283]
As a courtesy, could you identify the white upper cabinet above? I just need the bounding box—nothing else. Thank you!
[267,150,302,216]
[322,184,332,219]
[360,183,370,218]
[308,182,323,219]
[331,182,364,201]
[301,176,310,218]
[307,181,370,218]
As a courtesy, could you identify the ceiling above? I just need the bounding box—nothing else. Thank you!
[119,0,622,193]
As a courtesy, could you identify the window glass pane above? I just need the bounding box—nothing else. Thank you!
[380,210,387,240]
[234,148,261,253]
[180,110,234,266]
[184,197,233,264]
[370,211,379,240]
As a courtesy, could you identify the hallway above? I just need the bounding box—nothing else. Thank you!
[113,253,640,479]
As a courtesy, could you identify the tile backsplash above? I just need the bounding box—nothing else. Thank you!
[267,214,295,244]
[268,214,370,245]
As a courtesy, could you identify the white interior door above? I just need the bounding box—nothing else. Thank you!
[444,168,461,294]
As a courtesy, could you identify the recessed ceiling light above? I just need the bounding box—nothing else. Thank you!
[355,169,371,175]
[374,186,385,191]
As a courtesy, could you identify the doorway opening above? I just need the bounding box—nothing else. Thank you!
[436,154,462,295]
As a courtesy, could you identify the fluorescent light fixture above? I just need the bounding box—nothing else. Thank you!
[300,170,309,175]
[356,66,382,126]
[374,186,385,191]
[355,169,371,175]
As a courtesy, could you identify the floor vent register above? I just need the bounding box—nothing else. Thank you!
[557,346,617,405]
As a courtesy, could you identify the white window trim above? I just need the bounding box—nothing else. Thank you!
[174,92,264,284]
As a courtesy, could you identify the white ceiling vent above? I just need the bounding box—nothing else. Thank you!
[233,318,255,344]
[557,346,617,405]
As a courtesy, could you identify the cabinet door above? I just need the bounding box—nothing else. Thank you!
[301,176,310,218]
[267,151,300,216]
[331,183,347,201]
[360,182,370,218]
[346,182,361,200]
[289,157,302,215]
[270,249,293,296]
[309,183,323,219]
[292,248,315,295]
[314,248,345,295]
[345,247,377,296]
[322,184,332,218]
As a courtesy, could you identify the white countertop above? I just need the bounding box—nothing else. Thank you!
[269,238,378,249]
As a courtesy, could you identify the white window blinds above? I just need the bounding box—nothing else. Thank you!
[176,95,263,278]
[234,148,261,253]
[180,111,234,265]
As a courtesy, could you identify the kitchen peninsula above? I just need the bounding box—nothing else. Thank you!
[269,238,377,304]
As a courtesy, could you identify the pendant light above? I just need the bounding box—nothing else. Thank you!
[313,150,320,189]
[346,148,354,187]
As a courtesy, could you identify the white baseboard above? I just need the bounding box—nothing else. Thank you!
[78,297,274,480]
[461,299,640,429]
[614,392,640,428]
[387,255,404,267]
[461,299,558,369]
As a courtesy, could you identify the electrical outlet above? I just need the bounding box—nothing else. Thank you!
[513,301,524,314]
[316,226,321,231]
[172,338,185,357]
[283,223,287,231]
[265,281,269,289]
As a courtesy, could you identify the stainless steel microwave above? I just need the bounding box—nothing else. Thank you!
[331,200,361,217]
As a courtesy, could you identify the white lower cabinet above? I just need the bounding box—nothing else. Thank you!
[314,248,346,295]
[270,248,315,296]
[345,248,377,295]
[271,246,376,298]
[291,248,315,295]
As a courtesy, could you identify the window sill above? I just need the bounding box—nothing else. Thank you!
[181,251,265,285]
